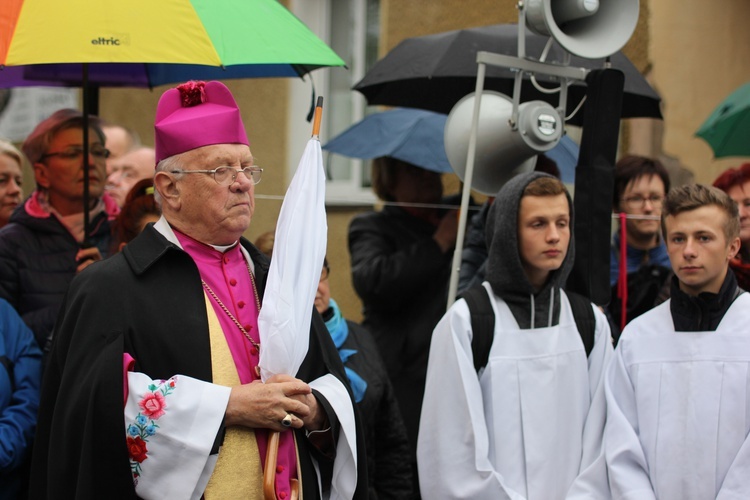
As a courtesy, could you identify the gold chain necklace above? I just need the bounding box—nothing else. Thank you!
[201,259,262,352]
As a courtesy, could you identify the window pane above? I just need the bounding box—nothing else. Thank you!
[325,0,379,187]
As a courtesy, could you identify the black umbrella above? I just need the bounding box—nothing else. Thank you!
[353,23,661,126]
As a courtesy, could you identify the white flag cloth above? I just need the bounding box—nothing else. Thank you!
[258,136,327,381]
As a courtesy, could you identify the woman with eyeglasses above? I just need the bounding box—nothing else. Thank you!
[0,109,120,351]
[607,155,673,344]
[0,139,24,228]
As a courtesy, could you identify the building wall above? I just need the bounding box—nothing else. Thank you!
[649,0,750,184]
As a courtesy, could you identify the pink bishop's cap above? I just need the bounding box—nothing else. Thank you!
[154,80,249,165]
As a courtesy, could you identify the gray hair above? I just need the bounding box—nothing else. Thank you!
[154,152,189,205]
[22,109,106,164]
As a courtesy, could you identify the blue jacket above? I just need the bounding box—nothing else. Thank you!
[0,192,117,348]
[0,298,42,499]
[609,231,671,286]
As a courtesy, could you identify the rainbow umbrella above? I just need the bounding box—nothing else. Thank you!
[0,0,343,79]
[0,0,344,243]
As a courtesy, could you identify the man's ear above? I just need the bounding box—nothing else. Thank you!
[154,171,180,210]
[728,236,742,261]
[33,162,50,189]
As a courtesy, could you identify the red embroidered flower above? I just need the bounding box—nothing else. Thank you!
[139,391,167,419]
[127,436,149,463]
[178,80,206,107]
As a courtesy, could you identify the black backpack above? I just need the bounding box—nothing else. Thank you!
[459,286,596,372]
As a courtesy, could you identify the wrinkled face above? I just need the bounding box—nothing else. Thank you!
[618,174,666,243]
[160,143,255,245]
[104,126,134,175]
[665,205,740,296]
[106,149,155,207]
[725,180,750,245]
[34,127,108,215]
[0,153,23,226]
[517,193,570,289]
[314,265,331,314]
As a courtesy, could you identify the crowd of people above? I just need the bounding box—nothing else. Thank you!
[0,78,749,500]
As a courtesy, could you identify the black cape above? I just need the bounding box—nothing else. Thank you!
[29,225,368,499]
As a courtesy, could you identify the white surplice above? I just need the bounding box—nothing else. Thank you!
[417,283,613,499]
[605,294,750,500]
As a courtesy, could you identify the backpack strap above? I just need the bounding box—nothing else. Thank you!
[459,286,495,372]
[566,291,596,357]
[462,287,597,375]
[0,355,14,392]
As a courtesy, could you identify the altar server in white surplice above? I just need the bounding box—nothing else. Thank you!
[418,172,613,500]
[606,183,750,500]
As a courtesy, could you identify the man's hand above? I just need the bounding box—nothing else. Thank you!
[75,246,103,274]
[225,374,325,431]
[433,209,459,253]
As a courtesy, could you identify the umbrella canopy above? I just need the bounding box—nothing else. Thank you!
[0,0,344,77]
[0,62,326,89]
[696,82,750,158]
[0,0,343,242]
[323,106,579,180]
[323,108,453,173]
[353,23,661,126]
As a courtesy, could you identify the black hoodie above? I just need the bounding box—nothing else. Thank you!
[485,171,576,329]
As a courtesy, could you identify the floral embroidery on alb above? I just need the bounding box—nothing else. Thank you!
[126,376,178,485]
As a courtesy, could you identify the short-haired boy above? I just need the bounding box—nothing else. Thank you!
[606,183,750,499]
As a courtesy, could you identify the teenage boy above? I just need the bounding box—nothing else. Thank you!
[417,172,613,499]
[606,184,750,499]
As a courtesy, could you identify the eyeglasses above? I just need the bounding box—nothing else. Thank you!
[320,265,330,282]
[170,166,263,186]
[621,194,664,209]
[40,145,111,162]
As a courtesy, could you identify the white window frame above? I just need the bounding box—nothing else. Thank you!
[289,0,377,206]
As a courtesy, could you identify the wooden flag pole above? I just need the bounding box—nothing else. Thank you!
[312,96,324,138]
[263,96,324,500]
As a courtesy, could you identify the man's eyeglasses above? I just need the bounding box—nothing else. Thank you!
[40,146,111,162]
[170,166,263,186]
[621,194,664,209]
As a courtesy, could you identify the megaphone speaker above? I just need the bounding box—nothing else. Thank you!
[444,91,563,196]
[525,0,639,59]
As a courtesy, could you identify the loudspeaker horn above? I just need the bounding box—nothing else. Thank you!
[525,0,639,59]
[444,91,563,196]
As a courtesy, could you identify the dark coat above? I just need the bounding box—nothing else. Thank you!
[0,197,114,348]
[343,321,412,499]
[348,205,452,460]
[457,201,491,295]
[28,225,367,499]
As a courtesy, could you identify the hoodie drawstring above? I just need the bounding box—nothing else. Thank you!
[548,287,555,327]
[530,293,535,329]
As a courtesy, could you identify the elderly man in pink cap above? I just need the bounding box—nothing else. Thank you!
[29,81,367,500]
